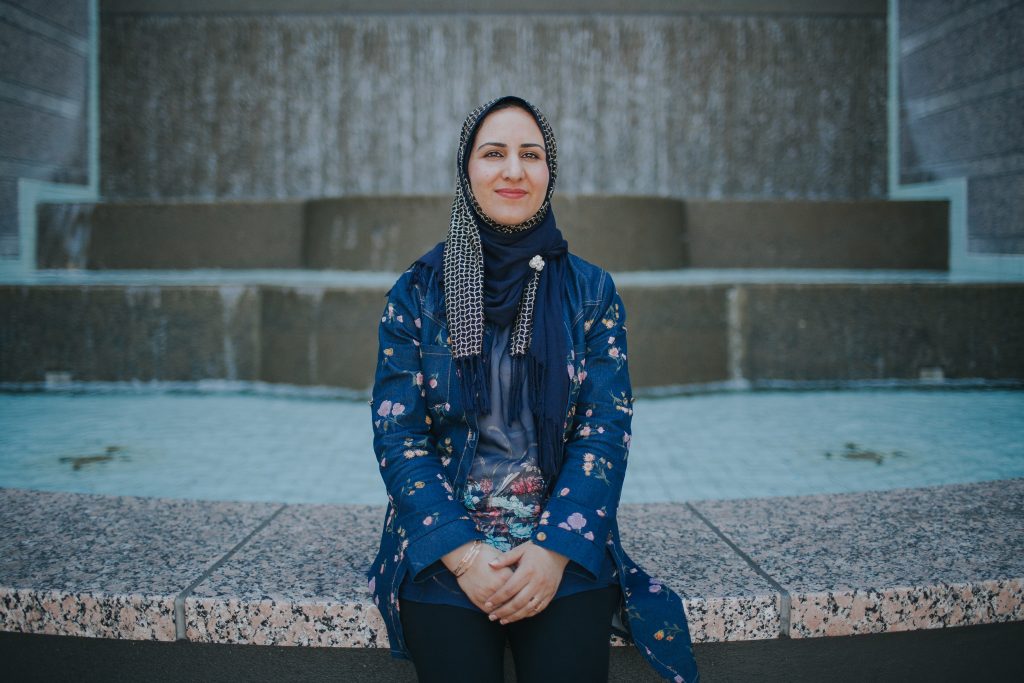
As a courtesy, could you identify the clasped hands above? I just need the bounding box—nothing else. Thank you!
[441,540,569,625]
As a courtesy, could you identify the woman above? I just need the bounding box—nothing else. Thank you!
[367,95,699,683]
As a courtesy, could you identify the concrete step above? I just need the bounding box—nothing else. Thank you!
[37,197,949,272]
[2,273,1019,390]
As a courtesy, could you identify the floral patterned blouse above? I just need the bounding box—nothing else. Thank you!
[400,322,618,609]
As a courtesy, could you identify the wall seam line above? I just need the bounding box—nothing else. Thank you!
[173,502,288,641]
[685,502,792,638]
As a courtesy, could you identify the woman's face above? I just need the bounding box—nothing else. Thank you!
[467,106,549,226]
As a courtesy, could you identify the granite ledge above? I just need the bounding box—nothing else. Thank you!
[1,480,1022,647]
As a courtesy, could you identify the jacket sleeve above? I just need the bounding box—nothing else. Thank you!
[371,266,484,582]
[530,271,634,579]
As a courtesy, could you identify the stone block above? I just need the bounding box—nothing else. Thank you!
[0,488,278,640]
[258,286,383,390]
[184,503,388,646]
[683,200,948,269]
[740,283,1024,381]
[555,195,687,272]
[304,197,448,271]
[0,284,261,382]
[692,480,1024,638]
[37,201,306,269]
[304,195,687,272]
[620,283,731,386]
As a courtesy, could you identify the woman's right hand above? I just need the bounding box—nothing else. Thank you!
[442,541,514,612]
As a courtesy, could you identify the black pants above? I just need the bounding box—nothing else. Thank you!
[399,585,621,683]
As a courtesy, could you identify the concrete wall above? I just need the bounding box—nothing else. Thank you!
[897,0,1024,255]
[98,4,888,203]
[0,0,91,258]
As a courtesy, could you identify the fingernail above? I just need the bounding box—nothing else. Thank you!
[500,619,508,625]
[488,559,498,565]
[488,614,497,621]
[484,602,492,609]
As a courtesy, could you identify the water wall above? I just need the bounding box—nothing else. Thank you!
[98,7,888,202]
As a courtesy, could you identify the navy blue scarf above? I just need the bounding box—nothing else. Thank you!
[418,208,570,487]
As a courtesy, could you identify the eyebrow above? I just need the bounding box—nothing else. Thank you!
[475,142,545,151]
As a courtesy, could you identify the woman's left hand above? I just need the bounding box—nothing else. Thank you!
[482,541,570,624]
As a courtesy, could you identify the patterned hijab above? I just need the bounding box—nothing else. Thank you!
[418,95,570,485]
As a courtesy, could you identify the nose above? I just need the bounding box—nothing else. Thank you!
[502,155,524,181]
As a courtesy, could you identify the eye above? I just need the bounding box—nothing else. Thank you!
[483,150,503,158]
[522,151,541,159]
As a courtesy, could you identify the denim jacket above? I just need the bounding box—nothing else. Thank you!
[366,252,700,683]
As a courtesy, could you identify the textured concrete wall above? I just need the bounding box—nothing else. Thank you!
[98,11,887,203]
[0,0,91,258]
[898,0,1024,255]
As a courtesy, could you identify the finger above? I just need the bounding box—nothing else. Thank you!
[483,569,530,611]
[487,544,526,569]
[493,582,539,621]
[501,590,551,624]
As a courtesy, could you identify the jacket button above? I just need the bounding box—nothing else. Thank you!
[536,532,547,541]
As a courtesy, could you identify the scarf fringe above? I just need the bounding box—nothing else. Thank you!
[455,354,490,417]
[515,352,564,488]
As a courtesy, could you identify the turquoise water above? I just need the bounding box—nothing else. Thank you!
[1,387,1021,504]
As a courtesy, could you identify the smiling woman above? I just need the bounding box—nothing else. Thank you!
[365,96,701,683]
[467,105,550,226]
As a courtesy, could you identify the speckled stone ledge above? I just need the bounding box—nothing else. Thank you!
[1,480,1022,647]
[691,479,1024,638]
[0,488,278,640]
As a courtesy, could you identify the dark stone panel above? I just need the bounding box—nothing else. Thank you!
[900,89,1024,174]
[901,3,1024,101]
[99,14,887,202]
[0,101,88,181]
[0,20,89,99]
[683,200,948,269]
[2,618,1022,682]
[36,200,306,269]
[968,172,1024,246]
[35,196,948,272]
[304,197,449,272]
[316,289,387,390]
[0,285,261,382]
[557,196,688,272]
[305,195,688,272]
[6,0,90,38]
[898,0,984,37]
[741,284,1024,381]
[619,284,730,387]
[259,286,382,390]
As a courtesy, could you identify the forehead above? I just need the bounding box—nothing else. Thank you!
[473,107,544,143]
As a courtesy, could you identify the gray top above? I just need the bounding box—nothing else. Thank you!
[458,323,546,552]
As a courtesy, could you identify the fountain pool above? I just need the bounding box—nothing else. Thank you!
[1,385,1021,504]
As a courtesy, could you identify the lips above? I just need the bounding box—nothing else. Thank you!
[495,189,528,199]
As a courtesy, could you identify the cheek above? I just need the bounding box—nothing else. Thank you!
[467,160,490,193]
